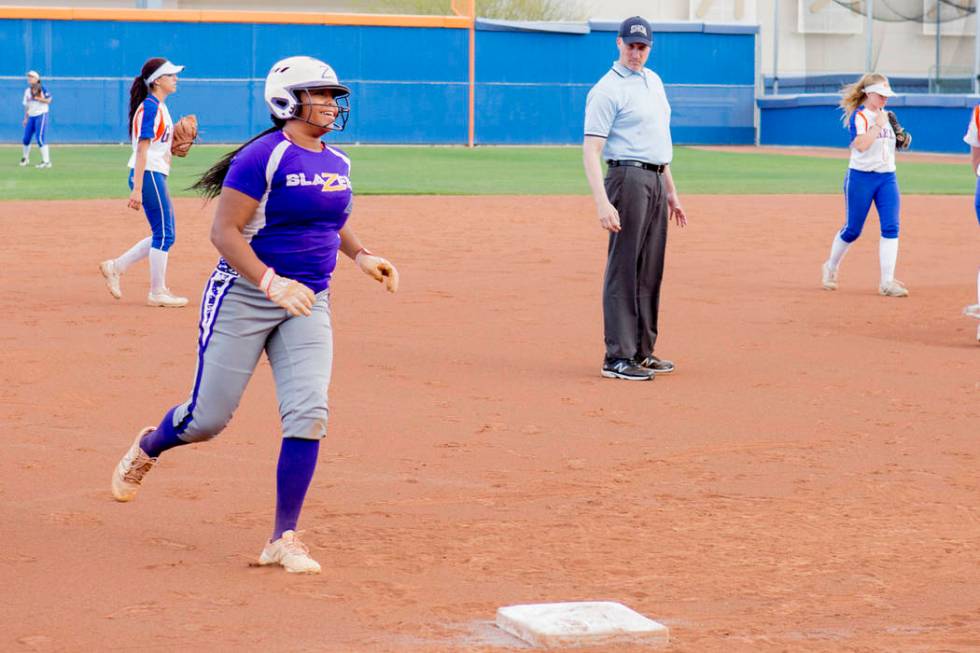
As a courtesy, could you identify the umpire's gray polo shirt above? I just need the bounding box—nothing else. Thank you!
[584,61,673,165]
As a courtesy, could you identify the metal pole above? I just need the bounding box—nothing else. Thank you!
[865,0,874,72]
[772,0,780,94]
[935,1,942,91]
[467,0,475,147]
[974,0,980,94]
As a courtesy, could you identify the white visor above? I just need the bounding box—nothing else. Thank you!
[26,70,40,80]
[864,82,896,97]
[145,60,184,86]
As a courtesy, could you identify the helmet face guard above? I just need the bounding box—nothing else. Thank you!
[291,87,350,132]
[264,56,351,131]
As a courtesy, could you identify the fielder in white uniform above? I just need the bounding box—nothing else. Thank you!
[20,70,52,168]
[961,105,980,342]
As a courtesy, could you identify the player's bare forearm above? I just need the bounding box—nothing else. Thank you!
[852,121,884,152]
[132,140,150,191]
[209,187,268,286]
[127,140,152,210]
[971,147,980,175]
[337,224,365,259]
[338,224,399,292]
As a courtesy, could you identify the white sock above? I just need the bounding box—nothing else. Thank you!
[976,267,980,304]
[40,145,50,164]
[879,237,899,285]
[148,248,169,294]
[114,237,151,274]
[21,144,31,159]
[827,233,852,269]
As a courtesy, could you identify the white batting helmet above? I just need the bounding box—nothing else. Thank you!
[264,56,351,122]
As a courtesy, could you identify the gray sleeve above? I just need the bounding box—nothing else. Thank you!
[584,89,616,138]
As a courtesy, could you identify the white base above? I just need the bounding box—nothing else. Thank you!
[495,601,669,648]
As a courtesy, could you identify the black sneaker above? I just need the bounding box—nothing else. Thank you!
[601,358,654,381]
[636,355,674,374]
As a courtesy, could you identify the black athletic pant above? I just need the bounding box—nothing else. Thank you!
[602,165,668,361]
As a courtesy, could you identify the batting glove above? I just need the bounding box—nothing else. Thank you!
[260,268,315,317]
[355,249,399,293]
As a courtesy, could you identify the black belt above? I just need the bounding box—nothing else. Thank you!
[607,159,666,173]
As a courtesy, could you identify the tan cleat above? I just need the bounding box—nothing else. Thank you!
[821,261,838,290]
[111,426,157,502]
[879,279,909,298]
[259,530,321,574]
[99,260,122,299]
[147,289,189,308]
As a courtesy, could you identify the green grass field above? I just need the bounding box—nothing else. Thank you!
[1,144,974,200]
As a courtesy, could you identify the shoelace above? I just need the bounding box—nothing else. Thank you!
[123,452,156,484]
[281,533,312,556]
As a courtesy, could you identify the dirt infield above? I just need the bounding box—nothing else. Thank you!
[1,195,978,652]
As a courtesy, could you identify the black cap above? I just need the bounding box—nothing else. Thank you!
[619,16,652,46]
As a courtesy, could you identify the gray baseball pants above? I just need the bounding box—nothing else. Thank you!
[168,266,333,443]
[602,165,668,361]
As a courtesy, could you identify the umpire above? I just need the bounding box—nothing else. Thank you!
[583,15,687,381]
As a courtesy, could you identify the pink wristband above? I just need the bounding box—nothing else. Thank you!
[259,267,275,297]
[354,247,373,261]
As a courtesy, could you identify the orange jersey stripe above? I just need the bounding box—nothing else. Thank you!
[132,106,143,138]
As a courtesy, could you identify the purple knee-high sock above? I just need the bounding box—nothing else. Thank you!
[139,406,191,458]
[273,438,320,541]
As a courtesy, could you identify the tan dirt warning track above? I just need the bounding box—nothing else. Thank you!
[0,195,977,652]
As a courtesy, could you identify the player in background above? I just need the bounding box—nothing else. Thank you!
[962,105,980,342]
[822,73,909,297]
[99,57,188,308]
[20,70,52,169]
[109,56,399,574]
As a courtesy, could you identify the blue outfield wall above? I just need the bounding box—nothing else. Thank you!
[1,16,757,145]
[759,94,978,154]
[475,20,757,145]
[0,18,469,144]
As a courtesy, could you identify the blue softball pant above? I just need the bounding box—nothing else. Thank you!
[128,169,175,251]
[974,176,980,227]
[840,169,901,242]
[22,114,48,147]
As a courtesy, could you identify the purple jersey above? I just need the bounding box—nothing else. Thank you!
[222,130,352,293]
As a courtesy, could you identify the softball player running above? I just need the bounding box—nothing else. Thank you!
[822,74,909,297]
[20,70,52,169]
[962,105,980,342]
[110,56,399,574]
[99,57,188,308]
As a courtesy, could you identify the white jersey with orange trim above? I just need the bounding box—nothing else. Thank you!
[127,95,174,176]
[963,104,980,148]
[23,86,51,117]
[847,105,896,173]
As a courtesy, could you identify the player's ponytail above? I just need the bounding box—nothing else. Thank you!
[128,57,168,135]
[840,73,889,125]
[192,117,288,200]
